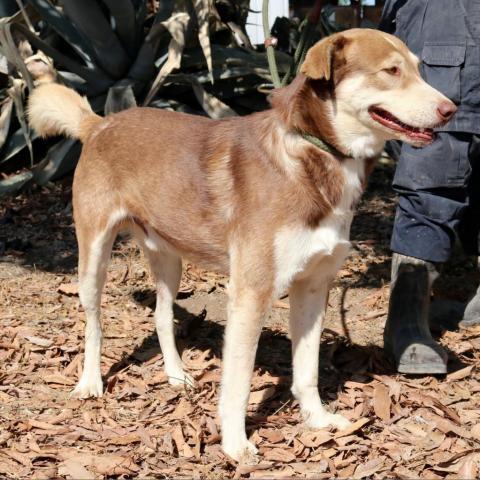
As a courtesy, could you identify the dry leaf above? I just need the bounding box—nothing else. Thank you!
[172,398,194,419]
[457,456,478,479]
[447,365,474,381]
[90,455,139,475]
[23,335,52,348]
[234,463,274,478]
[373,384,391,422]
[249,467,295,478]
[58,459,94,480]
[171,424,186,456]
[1,449,32,467]
[353,458,385,479]
[197,369,221,385]
[45,409,74,425]
[249,387,276,405]
[57,283,79,296]
[335,417,370,438]
[471,424,480,440]
[258,429,284,444]
[298,431,331,447]
[409,392,461,424]
[28,420,65,432]
[42,374,75,386]
[107,433,141,446]
[264,448,296,463]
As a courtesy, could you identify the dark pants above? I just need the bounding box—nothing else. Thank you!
[390,133,480,263]
[380,0,480,263]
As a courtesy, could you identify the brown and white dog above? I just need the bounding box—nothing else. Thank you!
[28,29,455,463]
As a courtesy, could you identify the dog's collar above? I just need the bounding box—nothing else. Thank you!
[299,131,345,157]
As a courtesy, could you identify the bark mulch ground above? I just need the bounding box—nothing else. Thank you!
[1,159,479,479]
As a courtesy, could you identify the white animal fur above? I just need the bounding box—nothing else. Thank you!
[134,226,194,386]
[274,157,365,296]
[73,230,115,398]
[28,83,96,140]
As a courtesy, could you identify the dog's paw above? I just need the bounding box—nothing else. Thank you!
[71,376,103,399]
[167,370,196,389]
[222,438,259,464]
[305,411,351,430]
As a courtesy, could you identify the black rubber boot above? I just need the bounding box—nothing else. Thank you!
[429,256,480,330]
[384,254,448,374]
[461,285,480,327]
[429,298,465,332]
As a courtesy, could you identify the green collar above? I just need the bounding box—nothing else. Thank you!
[299,131,345,157]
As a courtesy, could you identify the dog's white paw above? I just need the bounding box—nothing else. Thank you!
[305,411,351,430]
[222,437,259,464]
[167,370,195,388]
[71,376,103,399]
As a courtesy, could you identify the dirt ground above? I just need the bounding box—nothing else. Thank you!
[1,157,480,479]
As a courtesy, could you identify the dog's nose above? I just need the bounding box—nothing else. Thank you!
[437,101,457,122]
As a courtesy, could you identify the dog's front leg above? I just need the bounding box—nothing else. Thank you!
[289,271,351,430]
[220,283,270,464]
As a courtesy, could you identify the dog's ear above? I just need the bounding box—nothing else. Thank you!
[300,34,349,81]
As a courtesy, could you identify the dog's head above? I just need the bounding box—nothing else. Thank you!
[300,29,456,148]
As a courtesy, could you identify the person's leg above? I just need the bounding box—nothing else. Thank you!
[385,253,448,373]
[458,134,480,326]
[386,133,471,373]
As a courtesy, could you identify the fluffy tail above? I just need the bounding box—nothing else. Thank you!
[28,83,102,142]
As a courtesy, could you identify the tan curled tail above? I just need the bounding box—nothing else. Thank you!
[27,83,102,142]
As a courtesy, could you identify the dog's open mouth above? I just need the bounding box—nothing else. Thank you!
[369,106,434,142]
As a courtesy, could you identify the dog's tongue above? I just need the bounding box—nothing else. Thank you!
[406,129,433,141]
[369,107,434,141]
[405,126,434,142]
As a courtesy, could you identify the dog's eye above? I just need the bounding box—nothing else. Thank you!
[384,66,400,76]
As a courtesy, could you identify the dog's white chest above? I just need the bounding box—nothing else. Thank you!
[273,158,364,294]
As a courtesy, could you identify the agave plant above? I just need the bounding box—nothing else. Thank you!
[0,0,335,197]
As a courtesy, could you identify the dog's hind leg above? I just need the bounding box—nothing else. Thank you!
[289,255,351,430]
[72,223,117,398]
[139,232,194,388]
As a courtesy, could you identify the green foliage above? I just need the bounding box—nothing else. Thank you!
[0,0,335,197]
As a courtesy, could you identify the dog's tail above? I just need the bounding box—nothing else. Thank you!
[28,83,102,142]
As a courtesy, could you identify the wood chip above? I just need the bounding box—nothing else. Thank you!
[2,181,480,479]
[373,384,391,422]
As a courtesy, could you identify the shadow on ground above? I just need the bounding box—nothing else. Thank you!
[101,294,467,423]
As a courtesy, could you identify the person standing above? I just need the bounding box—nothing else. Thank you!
[379,0,480,374]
